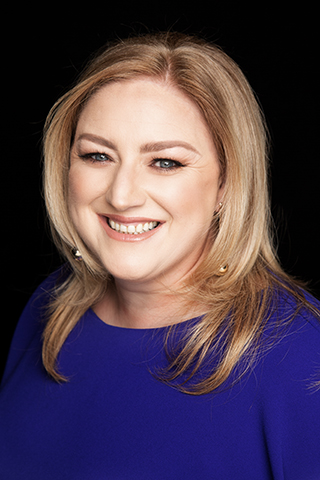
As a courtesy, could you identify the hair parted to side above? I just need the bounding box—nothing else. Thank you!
[42,32,311,394]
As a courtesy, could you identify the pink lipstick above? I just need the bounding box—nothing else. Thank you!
[98,215,162,242]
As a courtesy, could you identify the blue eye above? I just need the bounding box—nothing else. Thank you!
[153,159,183,170]
[79,152,110,163]
[159,159,176,168]
[90,153,109,162]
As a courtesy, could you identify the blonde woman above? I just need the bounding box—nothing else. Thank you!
[1,32,319,479]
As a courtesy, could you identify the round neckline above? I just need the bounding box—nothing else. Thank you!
[88,307,203,332]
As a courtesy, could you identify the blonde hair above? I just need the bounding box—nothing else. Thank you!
[42,32,310,394]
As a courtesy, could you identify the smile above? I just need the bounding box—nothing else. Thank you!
[107,218,160,235]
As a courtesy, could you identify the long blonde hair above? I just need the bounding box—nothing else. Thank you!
[42,32,311,394]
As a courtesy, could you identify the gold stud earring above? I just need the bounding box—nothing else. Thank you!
[217,264,228,276]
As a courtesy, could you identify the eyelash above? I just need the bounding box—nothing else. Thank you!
[79,152,111,163]
[151,157,184,171]
[78,152,184,171]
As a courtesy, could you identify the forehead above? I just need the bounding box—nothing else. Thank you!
[76,78,214,149]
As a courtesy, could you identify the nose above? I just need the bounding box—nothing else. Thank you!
[105,162,146,212]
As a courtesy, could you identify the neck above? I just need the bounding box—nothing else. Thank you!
[93,278,205,329]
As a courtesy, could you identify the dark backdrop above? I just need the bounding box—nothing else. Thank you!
[2,3,319,377]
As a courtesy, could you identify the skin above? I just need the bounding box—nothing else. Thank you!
[68,78,224,328]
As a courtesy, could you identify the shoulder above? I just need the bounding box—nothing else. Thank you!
[16,264,71,326]
[267,286,320,340]
[250,288,320,479]
[1,265,71,385]
[256,286,320,393]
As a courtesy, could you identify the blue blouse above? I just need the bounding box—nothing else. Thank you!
[1,269,320,479]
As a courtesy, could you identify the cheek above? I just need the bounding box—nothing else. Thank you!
[68,167,83,203]
[169,172,218,218]
[68,167,103,207]
[67,169,100,236]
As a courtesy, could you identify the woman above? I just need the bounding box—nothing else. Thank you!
[1,32,319,479]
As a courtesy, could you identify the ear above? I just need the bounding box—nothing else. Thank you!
[217,176,225,204]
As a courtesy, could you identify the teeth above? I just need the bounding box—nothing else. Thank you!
[108,219,159,234]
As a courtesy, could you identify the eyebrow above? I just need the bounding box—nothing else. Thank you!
[76,133,117,151]
[76,133,200,155]
[140,140,200,155]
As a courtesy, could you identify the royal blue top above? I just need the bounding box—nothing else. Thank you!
[1,269,320,479]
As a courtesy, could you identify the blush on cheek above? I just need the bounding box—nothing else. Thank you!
[68,166,93,203]
[68,167,80,196]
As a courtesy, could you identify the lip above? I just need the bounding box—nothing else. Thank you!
[98,214,163,242]
[106,214,162,225]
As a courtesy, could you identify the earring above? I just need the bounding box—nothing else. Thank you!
[217,264,228,276]
[71,248,83,261]
[214,202,223,215]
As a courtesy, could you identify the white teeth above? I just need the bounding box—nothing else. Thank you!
[108,219,159,234]
[127,225,136,234]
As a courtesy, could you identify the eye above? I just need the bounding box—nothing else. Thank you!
[152,158,183,170]
[79,152,111,163]
[91,153,109,162]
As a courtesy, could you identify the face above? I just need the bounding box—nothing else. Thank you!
[68,78,224,290]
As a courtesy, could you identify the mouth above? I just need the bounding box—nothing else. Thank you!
[107,218,160,235]
[98,214,162,241]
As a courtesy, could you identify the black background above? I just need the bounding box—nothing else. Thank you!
[2,3,319,377]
